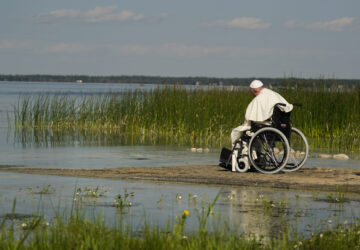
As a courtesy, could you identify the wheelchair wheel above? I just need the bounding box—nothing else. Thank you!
[283,127,309,172]
[248,127,290,174]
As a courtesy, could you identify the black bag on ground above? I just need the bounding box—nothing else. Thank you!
[219,147,232,167]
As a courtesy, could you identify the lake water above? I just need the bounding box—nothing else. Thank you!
[0,81,359,237]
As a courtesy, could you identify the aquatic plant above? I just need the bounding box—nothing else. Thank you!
[256,195,288,213]
[114,189,134,211]
[74,186,108,200]
[11,84,360,151]
[28,184,56,195]
[326,187,349,204]
[312,188,348,204]
[156,195,166,209]
[293,208,311,218]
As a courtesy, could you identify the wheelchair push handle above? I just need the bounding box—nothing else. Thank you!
[275,102,302,107]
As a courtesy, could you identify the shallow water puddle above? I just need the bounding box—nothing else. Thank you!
[0,172,359,238]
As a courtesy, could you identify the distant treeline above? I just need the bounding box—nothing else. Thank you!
[0,74,359,87]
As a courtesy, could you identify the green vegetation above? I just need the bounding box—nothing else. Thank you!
[1,198,360,249]
[75,186,108,199]
[114,189,134,211]
[12,85,360,151]
[28,184,56,195]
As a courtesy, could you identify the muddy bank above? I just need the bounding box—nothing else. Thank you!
[1,165,360,193]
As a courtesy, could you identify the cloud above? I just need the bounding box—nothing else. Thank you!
[160,43,227,57]
[42,43,94,53]
[108,43,329,58]
[0,40,94,54]
[0,39,335,59]
[0,40,32,50]
[40,6,167,23]
[49,6,143,23]
[110,44,152,55]
[159,44,331,58]
[285,17,356,31]
[202,17,272,30]
[109,43,235,57]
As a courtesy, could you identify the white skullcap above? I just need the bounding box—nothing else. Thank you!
[249,80,264,89]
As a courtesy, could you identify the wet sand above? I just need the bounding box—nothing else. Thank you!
[1,165,360,193]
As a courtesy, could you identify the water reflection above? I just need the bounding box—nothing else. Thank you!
[14,127,190,148]
[219,187,358,239]
[221,188,290,239]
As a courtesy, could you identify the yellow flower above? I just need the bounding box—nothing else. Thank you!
[183,210,189,216]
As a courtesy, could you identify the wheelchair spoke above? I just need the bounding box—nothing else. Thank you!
[251,134,278,170]
[262,133,279,167]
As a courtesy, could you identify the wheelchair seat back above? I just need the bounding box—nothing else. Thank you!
[271,104,291,139]
[250,104,291,139]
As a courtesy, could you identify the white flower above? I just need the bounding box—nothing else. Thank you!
[328,220,332,224]
[320,233,323,238]
[177,195,182,200]
[21,223,27,228]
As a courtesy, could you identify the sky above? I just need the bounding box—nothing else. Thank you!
[0,0,359,78]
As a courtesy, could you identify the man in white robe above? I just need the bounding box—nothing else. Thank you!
[230,80,293,172]
[231,80,293,145]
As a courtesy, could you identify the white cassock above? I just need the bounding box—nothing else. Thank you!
[231,88,293,144]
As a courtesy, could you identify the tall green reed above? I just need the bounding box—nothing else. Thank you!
[11,85,360,151]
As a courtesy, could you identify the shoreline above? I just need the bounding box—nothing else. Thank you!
[1,165,360,193]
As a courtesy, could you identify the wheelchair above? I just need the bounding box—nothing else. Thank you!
[220,103,309,174]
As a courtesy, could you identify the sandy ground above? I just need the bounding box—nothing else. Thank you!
[1,165,360,193]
